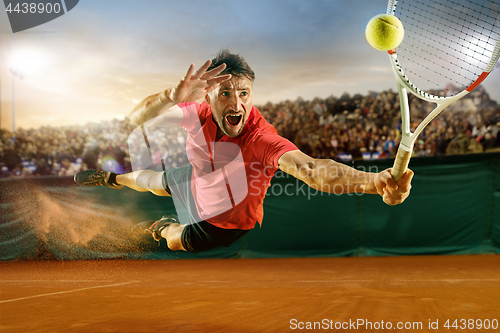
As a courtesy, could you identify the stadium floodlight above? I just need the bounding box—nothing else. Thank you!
[8,48,46,134]
[8,48,47,75]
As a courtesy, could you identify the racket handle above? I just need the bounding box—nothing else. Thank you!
[391,146,412,182]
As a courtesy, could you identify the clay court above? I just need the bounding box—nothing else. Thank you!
[2,255,499,332]
[2,154,500,332]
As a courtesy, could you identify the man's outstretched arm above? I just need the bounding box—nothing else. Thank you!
[129,60,231,126]
[278,150,413,205]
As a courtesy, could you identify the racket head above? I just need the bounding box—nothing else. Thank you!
[387,0,500,181]
[387,0,500,100]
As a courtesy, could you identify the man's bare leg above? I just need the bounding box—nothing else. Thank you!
[144,216,186,251]
[159,224,186,251]
[116,170,171,196]
[118,171,186,250]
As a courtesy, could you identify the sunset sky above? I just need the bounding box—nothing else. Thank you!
[0,0,499,131]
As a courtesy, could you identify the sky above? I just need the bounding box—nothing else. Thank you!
[0,0,499,131]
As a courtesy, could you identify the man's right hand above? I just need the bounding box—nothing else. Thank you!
[130,60,231,126]
[373,168,413,206]
[169,60,231,104]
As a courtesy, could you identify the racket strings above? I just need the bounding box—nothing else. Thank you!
[392,0,500,94]
[399,1,495,78]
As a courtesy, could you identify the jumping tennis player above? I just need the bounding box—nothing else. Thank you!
[75,50,413,253]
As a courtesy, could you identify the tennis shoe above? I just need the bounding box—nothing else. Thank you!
[74,169,124,189]
[133,214,179,241]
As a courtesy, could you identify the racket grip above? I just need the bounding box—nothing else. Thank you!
[391,147,412,182]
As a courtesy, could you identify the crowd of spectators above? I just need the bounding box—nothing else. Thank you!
[1,86,499,178]
[0,120,135,178]
[262,85,500,160]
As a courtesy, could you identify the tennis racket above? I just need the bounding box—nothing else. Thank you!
[387,0,500,181]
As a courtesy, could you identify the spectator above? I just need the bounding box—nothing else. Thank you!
[481,132,498,151]
[58,157,81,176]
[2,140,21,175]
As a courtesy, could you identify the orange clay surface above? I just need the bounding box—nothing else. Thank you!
[1,255,499,332]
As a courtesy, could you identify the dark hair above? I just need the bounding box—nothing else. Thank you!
[208,49,255,81]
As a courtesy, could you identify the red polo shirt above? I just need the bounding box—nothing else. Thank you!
[178,101,298,230]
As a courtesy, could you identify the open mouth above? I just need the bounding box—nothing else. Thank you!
[225,114,243,127]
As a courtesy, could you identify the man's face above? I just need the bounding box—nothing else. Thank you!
[206,76,253,138]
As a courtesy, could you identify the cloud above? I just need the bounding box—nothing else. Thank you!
[1,0,498,130]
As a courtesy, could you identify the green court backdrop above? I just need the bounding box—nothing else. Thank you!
[1,153,499,260]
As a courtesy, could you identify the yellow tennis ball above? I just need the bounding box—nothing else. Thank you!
[365,14,404,51]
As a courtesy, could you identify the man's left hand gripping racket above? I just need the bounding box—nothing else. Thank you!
[387,0,500,181]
